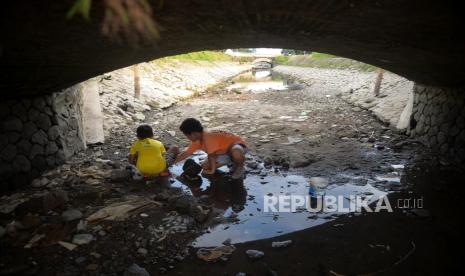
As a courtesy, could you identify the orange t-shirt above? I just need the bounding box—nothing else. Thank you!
[185,131,246,155]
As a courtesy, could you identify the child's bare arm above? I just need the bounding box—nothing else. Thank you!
[174,149,190,164]
[203,154,216,174]
[128,153,137,165]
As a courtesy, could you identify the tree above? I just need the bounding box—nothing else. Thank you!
[373,68,384,97]
[133,64,140,99]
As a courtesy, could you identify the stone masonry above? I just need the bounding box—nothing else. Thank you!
[0,86,86,191]
[409,84,465,163]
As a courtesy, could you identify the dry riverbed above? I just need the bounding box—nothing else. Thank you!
[1,69,462,275]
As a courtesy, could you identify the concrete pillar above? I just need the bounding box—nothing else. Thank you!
[81,78,105,145]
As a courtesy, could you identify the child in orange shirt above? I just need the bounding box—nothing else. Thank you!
[174,118,247,179]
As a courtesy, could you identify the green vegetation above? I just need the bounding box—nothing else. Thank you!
[274,52,377,72]
[162,51,234,62]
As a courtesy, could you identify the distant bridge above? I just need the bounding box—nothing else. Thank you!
[252,58,273,69]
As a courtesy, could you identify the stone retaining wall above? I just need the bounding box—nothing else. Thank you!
[408,84,465,163]
[0,87,86,190]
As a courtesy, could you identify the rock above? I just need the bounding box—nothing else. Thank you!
[3,117,23,132]
[263,156,273,166]
[172,196,192,214]
[32,97,46,110]
[21,121,38,138]
[246,249,264,259]
[137,248,148,255]
[47,125,60,140]
[7,132,21,143]
[75,256,87,265]
[271,240,292,248]
[72,234,94,245]
[0,226,5,238]
[58,241,78,251]
[222,238,232,246]
[31,130,49,145]
[77,220,88,232]
[30,177,48,188]
[12,155,31,172]
[110,169,131,182]
[45,143,59,155]
[29,144,44,159]
[16,139,32,154]
[1,144,17,162]
[132,113,146,121]
[124,264,150,276]
[42,189,69,211]
[290,160,311,168]
[35,113,52,130]
[62,209,83,221]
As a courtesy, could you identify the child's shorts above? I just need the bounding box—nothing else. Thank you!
[216,143,248,166]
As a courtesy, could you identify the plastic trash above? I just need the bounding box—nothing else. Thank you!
[271,240,292,248]
[245,249,264,259]
[308,177,329,198]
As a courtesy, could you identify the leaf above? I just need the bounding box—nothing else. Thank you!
[66,0,92,21]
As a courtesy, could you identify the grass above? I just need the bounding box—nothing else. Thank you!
[274,52,377,72]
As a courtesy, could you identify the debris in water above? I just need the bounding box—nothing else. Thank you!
[86,198,158,222]
[196,245,236,262]
[246,249,265,259]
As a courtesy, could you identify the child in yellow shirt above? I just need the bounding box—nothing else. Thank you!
[129,125,178,178]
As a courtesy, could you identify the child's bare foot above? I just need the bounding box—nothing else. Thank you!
[159,171,171,177]
[230,164,245,179]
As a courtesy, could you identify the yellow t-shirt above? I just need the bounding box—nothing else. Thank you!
[130,138,167,175]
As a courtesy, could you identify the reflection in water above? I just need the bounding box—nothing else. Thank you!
[253,70,271,78]
[226,70,289,93]
[169,153,401,247]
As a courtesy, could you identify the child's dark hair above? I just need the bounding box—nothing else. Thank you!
[180,118,204,134]
[136,125,153,139]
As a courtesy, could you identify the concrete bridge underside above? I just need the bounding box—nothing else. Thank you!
[1,0,465,98]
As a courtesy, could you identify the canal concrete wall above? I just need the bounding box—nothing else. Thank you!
[273,65,414,132]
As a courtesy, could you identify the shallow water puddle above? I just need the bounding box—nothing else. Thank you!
[170,154,400,247]
[225,70,290,93]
